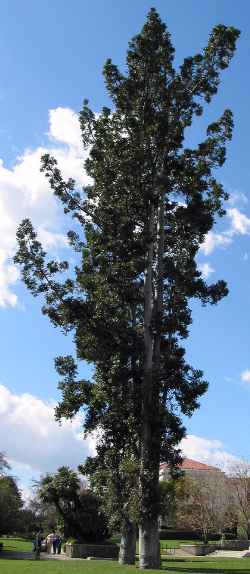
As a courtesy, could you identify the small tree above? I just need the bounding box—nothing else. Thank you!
[37,466,109,542]
[229,461,250,538]
[159,480,176,529]
[174,474,231,543]
[25,493,62,534]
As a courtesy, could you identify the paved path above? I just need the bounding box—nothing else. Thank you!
[209,549,250,558]
[0,551,80,561]
[2,549,250,561]
[41,553,81,560]
[162,548,250,559]
[0,551,34,560]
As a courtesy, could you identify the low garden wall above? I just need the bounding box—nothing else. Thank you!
[65,543,119,559]
[180,540,249,556]
[180,544,217,556]
[222,540,249,550]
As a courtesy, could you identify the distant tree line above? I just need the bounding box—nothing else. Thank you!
[0,452,23,535]
[0,453,109,542]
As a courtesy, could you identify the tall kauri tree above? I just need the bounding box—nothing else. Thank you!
[15,9,239,569]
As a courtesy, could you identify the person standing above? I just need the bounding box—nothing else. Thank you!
[33,530,42,560]
[57,535,62,555]
[46,530,56,554]
[52,533,58,555]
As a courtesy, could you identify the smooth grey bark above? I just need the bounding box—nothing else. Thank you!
[139,519,161,569]
[154,190,164,372]
[119,520,137,565]
[139,200,161,569]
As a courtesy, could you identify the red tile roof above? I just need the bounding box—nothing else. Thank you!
[160,457,221,472]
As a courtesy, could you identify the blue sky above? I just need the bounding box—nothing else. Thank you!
[0,0,250,493]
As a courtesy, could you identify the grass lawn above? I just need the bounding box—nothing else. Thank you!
[0,537,33,552]
[0,557,250,574]
[1,537,250,574]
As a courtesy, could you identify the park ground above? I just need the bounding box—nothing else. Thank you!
[1,538,250,574]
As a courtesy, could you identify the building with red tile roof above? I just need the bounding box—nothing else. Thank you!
[160,457,224,480]
[159,458,226,530]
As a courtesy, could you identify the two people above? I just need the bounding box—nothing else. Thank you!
[46,530,62,554]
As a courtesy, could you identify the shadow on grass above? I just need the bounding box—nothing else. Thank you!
[161,564,250,574]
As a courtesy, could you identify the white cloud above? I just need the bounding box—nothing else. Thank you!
[180,434,240,473]
[241,370,250,383]
[0,383,244,494]
[2,109,249,303]
[200,231,232,256]
[0,253,19,307]
[48,107,82,153]
[198,262,215,279]
[0,384,95,478]
[0,107,90,307]
[201,206,250,257]
[228,190,248,206]
[227,208,250,235]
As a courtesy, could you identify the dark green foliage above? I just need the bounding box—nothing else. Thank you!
[37,466,109,542]
[159,480,176,529]
[0,475,23,535]
[20,496,60,536]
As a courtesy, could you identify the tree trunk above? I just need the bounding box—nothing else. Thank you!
[154,190,164,370]
[139,201,161,569]
[119,519,136,565]
[202,529,208,544]
[139,519,161,569]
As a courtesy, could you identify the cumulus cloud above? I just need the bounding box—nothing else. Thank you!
[200,231,232,256]
[0,107,89,307]
[48,107,82,152]
[201,203,250,257]
[241,370,250,383]
[2,107,249,303]
[228,190,248,207]
[0,384,95,477]
[181,434,239,472]
[198,262,215,279]
[1,383,243,495]
[227,208,250,235]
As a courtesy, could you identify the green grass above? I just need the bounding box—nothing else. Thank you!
[1,537,249,574]
[0,538,33,552]
[0,557,250,574]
